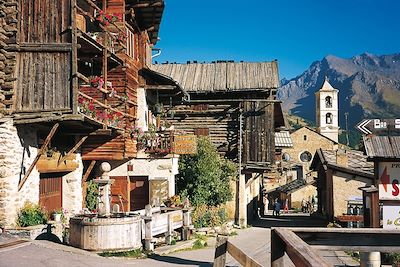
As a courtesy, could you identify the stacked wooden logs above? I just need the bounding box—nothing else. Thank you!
[0,0,18,115]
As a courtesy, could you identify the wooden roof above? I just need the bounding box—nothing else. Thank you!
[126,0,164,44]
[363,136,400,159]
[151,61,280,93]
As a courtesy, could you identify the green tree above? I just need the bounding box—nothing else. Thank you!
[177,136,236,206]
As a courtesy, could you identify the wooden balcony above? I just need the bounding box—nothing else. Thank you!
[136,129,174,156]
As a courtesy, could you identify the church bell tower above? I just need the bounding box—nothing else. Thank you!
[315,77,339,142]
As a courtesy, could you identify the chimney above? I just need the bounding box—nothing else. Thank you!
[336,149,348,167]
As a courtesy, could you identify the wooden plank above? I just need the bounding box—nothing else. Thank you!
[213,235,228,267]
[272,228,330,267]
[18,123,60,191]
[226,241,263,267]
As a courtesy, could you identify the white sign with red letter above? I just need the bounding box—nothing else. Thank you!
[379,162,400,200]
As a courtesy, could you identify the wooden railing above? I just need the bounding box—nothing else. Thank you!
[271,227,400,266]
[213,235,263,267]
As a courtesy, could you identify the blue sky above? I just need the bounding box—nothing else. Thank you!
[154,0,400,79]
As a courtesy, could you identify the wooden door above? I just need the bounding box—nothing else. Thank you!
[129,176,149,211]
[39,175,62,213]
[110,176,130,212]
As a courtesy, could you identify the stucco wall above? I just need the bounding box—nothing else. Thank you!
[108,157,179,198]
[0,119,39,227]
[332,171,372,217]
[291,185,317,209]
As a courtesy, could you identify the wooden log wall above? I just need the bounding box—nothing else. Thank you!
[81,64,138,160]
[13,0,72,112]
[0,1,18,114]
[164,103,240,161]
[242,101,275,165]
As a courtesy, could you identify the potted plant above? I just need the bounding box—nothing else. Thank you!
[52,209,63,222]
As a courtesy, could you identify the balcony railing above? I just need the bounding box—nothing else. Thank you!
[134,128,173,155]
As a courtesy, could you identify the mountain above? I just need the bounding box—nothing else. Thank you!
[278,53,400,146]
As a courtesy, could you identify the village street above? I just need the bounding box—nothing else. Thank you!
[0,214,359,267]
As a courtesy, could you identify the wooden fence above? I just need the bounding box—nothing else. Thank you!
[213,235,263,267]
[271,227,400,266]
[139,205,192,251]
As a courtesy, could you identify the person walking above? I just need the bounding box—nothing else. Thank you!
[274,199,281,217]
[284,198,289,213]
[301,198,307,213]
[263,194,269,216]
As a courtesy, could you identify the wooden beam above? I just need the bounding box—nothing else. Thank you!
[145,85,177,90]
[82,160,96,184]
[272,228,330,267]
[58,136,88,166]
[5,43,72,52]
[132,1,163,8]
[227,241,263,267]
[18,123,60,191]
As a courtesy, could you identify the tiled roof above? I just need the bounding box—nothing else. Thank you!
[151,61,280,92]
[363,136,400,159]
[275,131,293,148]
[321,149,374,175]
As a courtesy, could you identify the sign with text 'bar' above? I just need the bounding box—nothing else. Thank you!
[356,118,400,135]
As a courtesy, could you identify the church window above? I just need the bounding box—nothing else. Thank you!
[326,113,333,124]
[303,135,307,141]
[300,151,312,162]
[325,96,332,108]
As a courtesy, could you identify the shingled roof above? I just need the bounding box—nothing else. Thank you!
[151,61,280,93]
[311,149,374,178]
[363,136,400,159]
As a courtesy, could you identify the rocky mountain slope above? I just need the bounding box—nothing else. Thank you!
[278,53,400,135]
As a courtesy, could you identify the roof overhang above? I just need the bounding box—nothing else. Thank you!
[125,0,164,45]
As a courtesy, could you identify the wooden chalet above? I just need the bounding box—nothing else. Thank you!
[150,61,283,224]
[0,0,169,222]
[152,61,281,170]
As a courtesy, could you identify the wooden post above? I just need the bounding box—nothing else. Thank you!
[144,204,154,251]
[213,235,228,267]
[166,213,173,245]
[271,228,286,267]
[182,209,191,241]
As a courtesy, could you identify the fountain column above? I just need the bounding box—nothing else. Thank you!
[94,162,114,217]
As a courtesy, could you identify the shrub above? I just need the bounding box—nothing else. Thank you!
[192,204,228,228]
[17,202,48,227]
[85,180,99,211]
[177,136,236,207]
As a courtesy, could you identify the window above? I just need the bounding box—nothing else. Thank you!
[326,113,333,124]
[325,96,332,108]
[195,128,209,136]
[303,135,307,141]
[126,27,135,59]
[300,151,312,162]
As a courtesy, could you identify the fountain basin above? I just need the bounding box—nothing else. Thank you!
[69,214,142,251]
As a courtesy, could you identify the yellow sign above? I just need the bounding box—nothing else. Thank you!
[173,135,197,155]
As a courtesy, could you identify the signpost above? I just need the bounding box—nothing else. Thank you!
[356,118,400,135]
[172,135,197,155]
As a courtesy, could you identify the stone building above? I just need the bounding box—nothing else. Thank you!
[310,149,374,221]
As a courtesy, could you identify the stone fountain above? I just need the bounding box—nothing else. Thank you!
[69,162,142,251]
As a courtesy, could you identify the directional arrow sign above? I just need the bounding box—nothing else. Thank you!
[356,118,400,135]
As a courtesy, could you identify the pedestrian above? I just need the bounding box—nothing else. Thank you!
[272,198,276,216]
[274,199,281,217]
[263,194,269,216]
[301,198,307,213]
[284,198,289,213]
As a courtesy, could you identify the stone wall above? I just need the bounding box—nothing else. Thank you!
[0,0,18,114]
[332,171,372,217]
[0,119,39,227]
[62,153,84,214]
